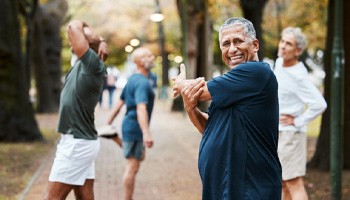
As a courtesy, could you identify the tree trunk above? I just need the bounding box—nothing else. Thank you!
[0,0,42,141]
[197,6,212,111]
[240,0,268,60]
[186,5,200,79]
[32,0,67,113]
[173,0,212,111]
[307,0,332,170]
[309,0,350,170]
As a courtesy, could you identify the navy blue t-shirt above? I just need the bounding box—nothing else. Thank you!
[121,73,155,142]
[200,62,282,199]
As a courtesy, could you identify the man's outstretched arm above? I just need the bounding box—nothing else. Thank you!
[107,99,125,125]
[181,80,209,134]
[172,64,212,101]
[172,64,210,134]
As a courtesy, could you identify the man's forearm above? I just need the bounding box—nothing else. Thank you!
[67,20,89,58]
[186,107,208,134]
[174,79,211,101]
[108,99,124,125]
[137,104,150,136]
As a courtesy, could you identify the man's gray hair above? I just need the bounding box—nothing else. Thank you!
[281,27,308,52]
[218,17,256,44]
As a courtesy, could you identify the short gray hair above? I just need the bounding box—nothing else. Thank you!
[218,17,256,44]
[281,27,308,52]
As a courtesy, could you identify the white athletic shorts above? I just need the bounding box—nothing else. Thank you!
[278,131,307,181]
[49,134,100,185]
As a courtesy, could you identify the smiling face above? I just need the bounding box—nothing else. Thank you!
[220,25,259,69]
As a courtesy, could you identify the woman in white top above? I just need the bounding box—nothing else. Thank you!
[274,27,327,200]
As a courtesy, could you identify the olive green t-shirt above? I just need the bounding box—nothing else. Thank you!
[57,49,107,139]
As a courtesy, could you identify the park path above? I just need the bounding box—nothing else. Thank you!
[22,94,203,200]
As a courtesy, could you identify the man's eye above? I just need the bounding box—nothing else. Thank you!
[222,42,230,46]
[234,40,242,45]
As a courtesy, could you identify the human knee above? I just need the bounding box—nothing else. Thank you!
[126,165,139,177]
[284,177,305,191]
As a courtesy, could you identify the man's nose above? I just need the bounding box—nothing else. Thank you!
[228,43,237,52]
[279,41,286,48]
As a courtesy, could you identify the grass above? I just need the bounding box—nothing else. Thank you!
[307,115,322,138]
[305,115,350,199]
[0,128,59,200]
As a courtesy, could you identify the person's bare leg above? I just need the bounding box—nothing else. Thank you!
[111,136,122,147]
[45,182,73,200]
[123,158,140,200]
[73,179,95,200]
[282,180,292,200]
[284,177,308,200]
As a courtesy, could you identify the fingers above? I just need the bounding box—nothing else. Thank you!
[173,85,181,98]
[144,140,153,148]
[181,83,203,98]
[177,78,204,98]
[171,63,186,97]
[279,115,294,125]
[98,42,109,61]
[99,52,108,62]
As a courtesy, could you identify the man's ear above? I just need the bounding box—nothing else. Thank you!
[253,39,259,53]
[140,58,146,66]
[296,48,303,57]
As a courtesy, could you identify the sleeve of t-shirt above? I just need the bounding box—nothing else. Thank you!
[80,48,105,74]
[134,79,150,105]
[120,87,126,101]
[207,62,268,108]
[293,74,327,128]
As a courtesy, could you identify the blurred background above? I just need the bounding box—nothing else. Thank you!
[2,0,350,199]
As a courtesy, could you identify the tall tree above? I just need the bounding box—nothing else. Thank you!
[309,0,350,170]
[0,0,42,141]
[240,0,268,60]
[173,0,213,111]
[32,0,68,113]
[176,0,212,79]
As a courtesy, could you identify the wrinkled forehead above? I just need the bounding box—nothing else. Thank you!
[281,32,297,44]
[132,48,153,61]
[220,26,247,41]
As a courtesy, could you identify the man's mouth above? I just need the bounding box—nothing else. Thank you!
[230,55,243,61]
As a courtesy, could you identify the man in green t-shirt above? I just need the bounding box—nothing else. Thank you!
[45,20,109,200]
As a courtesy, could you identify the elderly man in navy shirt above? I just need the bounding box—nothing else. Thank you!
[173,17,282,200]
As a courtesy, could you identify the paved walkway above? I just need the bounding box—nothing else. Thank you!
[22,96,202,200]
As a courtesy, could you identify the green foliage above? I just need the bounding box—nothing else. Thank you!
[212,29,225,71]
[307,115,322,138]
[263,0,328,59]
[61,0,182,74]
[208,0,328,62]
[60,0,327,74]
[104,45,128,67]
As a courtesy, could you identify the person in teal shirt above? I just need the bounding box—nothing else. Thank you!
[46,20,109,200]
[107,47,155,200]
